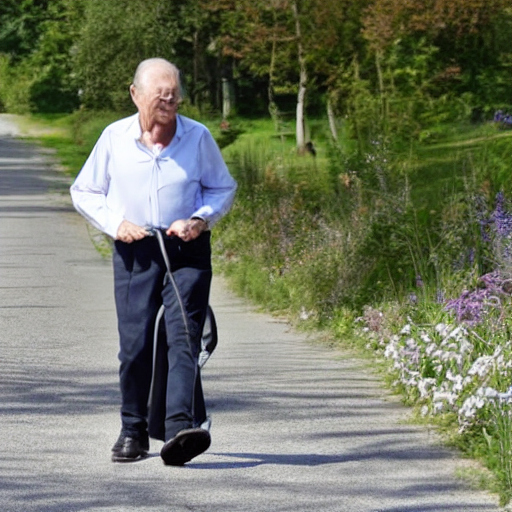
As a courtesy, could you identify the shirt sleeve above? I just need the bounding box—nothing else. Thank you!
[192,130,237,228]
[69,131,125,239]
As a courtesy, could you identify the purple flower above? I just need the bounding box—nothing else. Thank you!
[445,271,505,324]
[492,192,512,238]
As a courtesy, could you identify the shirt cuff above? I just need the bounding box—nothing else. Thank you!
[190,216,209,229]
[106,215,126,240]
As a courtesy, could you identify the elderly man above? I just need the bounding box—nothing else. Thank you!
[70,58,237,465]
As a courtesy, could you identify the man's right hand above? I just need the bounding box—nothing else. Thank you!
[116,220,149,243]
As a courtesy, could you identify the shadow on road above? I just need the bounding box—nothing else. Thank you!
[0,138,71,198]
[0,368,119,417]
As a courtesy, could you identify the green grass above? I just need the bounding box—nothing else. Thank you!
[17,110,341,180]
[410,124,512,206]
[17,110,128,176]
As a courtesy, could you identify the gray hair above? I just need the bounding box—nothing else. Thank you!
[132,58,183,101]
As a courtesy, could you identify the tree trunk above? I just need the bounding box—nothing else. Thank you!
[292,0,306,153]
[222,78,231,119]
[327,95,338,142]
[352,55,364,152]
[192,30,199,106]
[375,49,388,129]
[268,11,283,139]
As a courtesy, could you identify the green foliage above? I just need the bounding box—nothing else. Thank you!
[0,54,33,113]
[74,0,174,111]
[27,1,81,113]
[216,115,512,326]
[0,0,48,58]
[0,0,509,131]
[0,0,83,114]
[0,51,78,115]
[73,0,226,113]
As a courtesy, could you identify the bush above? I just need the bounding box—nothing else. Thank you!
[0,54,33,114]
[29,67,79,113]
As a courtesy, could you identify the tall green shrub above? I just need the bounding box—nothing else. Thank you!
[73,0,182,111]
[0,54,33,113]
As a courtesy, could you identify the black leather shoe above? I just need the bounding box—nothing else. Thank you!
[112,432,149,453]
[160,427,211,466]
[111,436,148,463]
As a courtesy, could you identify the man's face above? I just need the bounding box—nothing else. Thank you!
[131,65,180,130]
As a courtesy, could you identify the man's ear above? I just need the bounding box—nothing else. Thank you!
[129,84,138,106]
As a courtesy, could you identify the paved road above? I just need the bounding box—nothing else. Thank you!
[0,115,501,511]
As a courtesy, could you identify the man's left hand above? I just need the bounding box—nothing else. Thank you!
[167,218,207,242]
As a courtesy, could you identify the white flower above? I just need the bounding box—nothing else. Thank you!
[459,395,483,419]
[479,387,499,399]
[405,337,417,349]
[468,356,494,377]
[417,378,436,398]
[400,324,411,335]
[498,386,512,401]
[384,344,398,360]
[425,343,437,356]
[299,307,311,320]
[439,350,459,363]
[433,401,445,413]
[435,323,450,337]
[446,370,465,392]
[420,332,431,343]
[433,390,457,405]
[446,325,467,340]
[459,339,474,355]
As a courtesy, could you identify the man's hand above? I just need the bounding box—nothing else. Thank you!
[166,218,207,242]
[116,220,149,243]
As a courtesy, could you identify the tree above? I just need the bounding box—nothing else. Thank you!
[0,0,49,59]
[73,0,182,111]
[362,0,512,108]
[1,0,509,121]
[212,0,317,148]
[27,0,84,112]
[212,0,297,118]
[300,0,370,140]
[0,0,82,113]
[291,0,307,151]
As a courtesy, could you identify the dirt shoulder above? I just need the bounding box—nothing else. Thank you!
[0,113,67,138]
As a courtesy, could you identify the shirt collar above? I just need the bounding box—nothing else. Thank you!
[131,113,185,143]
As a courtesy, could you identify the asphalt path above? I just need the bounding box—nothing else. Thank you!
[0,115,501,512]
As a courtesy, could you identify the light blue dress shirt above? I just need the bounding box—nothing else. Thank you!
[70,113,237,238]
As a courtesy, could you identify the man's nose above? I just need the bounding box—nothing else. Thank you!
[160,93,174,103]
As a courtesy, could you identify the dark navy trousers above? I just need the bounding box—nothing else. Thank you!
[113,232,212,441]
